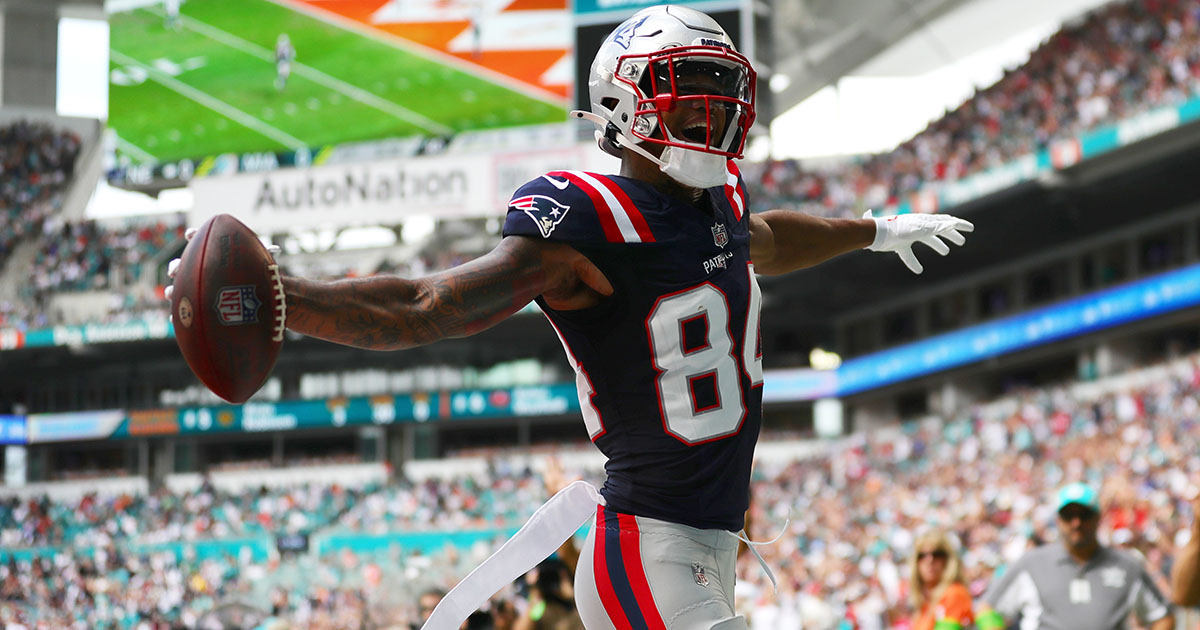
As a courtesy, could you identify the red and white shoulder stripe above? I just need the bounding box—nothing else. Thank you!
[547,170,655,243]
[723,161,746,221]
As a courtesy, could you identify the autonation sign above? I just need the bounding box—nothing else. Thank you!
[251,169,469,213]
[190,153,493,232]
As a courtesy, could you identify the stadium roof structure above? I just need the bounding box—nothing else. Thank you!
[771,0,967,112]
[770,0,1112,114]
[3,0,103,16]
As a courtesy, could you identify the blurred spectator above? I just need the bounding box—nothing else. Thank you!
[0,121,81,274]
[2,214,492,330]
[513,559,583,630]
[977,483,1174,630]
[492,598,519,630]
[414,588,446,630]
[9,342,1200,627]
[907,529,973,630]
[1170,495,1200,606]
[0,215,186,330]
[28,216,185,296]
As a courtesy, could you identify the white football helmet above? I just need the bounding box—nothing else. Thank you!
[572,5,757,189]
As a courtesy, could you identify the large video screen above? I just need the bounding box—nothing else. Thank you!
[108,0,571,165]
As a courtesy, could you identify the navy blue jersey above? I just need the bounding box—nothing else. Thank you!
[503,162,763,531]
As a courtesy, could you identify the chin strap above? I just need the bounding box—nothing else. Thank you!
[571,110,670,170]
[731,513,790,593]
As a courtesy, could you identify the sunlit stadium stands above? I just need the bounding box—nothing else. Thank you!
[11,0,1200,334]
[1,352,1197,627]
[742,0,1200,219]
[0,121,82,277]
[9,1,1200,628]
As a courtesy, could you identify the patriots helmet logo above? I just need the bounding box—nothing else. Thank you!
[611,15,649,49]
[511,195,571,238]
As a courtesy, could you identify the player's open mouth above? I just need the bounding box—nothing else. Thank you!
[681,121,709,144]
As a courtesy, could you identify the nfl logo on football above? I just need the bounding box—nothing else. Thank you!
[216,286,262,325]
[712,223,729,248]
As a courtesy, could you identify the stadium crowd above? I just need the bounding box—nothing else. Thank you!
[27,218,185,295]
[2,353,1200,628]
[0,216,185,331]
[0,542,382,630]
[0,474,542,549]
[6,1,1200,627]
[741,0,1200,219]
[9,0,1200,332]
[0,119,82,330]
[0,120,81,318]
[736,356,1199,629]
[0,212,481,330]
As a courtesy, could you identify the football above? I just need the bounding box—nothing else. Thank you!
[170,214,286,403]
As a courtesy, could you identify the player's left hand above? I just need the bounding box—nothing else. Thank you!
[164,228,281,300]
[863,210,974,274]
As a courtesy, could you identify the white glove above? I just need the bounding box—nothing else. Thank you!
[864,210,974,274]
[164,228,281,300]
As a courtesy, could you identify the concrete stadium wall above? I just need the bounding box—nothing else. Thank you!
[0,474,147,500]
[1,4,56,109]
[166,462,390,494]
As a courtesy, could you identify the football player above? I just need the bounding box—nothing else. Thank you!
[168,5,972,629]
[275,33,295,91]
[164,0,181,31]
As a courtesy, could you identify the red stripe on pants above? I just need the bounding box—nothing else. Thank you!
[594,506,633,630]
[617,513,668,630]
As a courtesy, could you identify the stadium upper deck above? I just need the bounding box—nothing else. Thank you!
[14,0,1200,325]
[6,18,1200,426]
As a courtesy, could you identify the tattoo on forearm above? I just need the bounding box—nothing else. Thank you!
[283,240,546,350]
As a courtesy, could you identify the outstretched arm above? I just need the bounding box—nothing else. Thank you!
[283,236,611,350]
[748,211,875,275]
[749,209,973,276]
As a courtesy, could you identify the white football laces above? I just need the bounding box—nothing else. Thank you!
[268,263,286,342]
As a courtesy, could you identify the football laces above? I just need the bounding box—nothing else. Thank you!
[268,263,286,342]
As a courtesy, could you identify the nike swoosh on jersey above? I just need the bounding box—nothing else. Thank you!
[541,175,570,190]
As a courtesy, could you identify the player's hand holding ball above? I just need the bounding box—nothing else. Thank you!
[863,209,974,274]
[165,215,286,403]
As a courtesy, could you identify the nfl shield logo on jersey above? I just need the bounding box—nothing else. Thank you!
[215,286,262,325]
[692,563,709,587]
[712,223,729,248]
[511,195,571,238]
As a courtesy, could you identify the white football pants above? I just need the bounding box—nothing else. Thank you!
[574,505,748,630]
